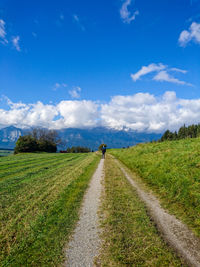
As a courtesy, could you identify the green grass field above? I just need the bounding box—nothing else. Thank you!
[0,152,100,266]
[98,155,185,266]
[109,138,200,238]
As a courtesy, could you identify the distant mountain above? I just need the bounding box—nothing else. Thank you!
[0,126,24,149]
[0,126,162,150]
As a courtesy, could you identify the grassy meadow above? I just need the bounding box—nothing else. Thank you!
[109,137,200,237]
[98,155,185,266]
[0,152,100,266]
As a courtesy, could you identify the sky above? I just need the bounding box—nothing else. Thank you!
[0,0,200,132]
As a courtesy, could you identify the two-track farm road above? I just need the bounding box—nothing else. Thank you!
[64,156,200,267]
[65,159,104,267]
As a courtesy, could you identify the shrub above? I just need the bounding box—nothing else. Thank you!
[14,136,38,154]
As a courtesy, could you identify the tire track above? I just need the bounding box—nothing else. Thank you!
[115,158,200,267]
[65,159,104,267]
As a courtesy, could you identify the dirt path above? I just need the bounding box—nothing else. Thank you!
[115,159,200,267]
[65,159,104,267]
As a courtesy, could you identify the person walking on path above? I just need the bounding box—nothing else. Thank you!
[101,145,106,159]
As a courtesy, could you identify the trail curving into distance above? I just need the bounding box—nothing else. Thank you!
[65,159,104,267]
[115,158,200,267]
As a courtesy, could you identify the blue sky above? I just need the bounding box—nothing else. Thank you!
[0,0,200,132]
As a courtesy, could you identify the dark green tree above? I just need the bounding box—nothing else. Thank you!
[14,136,38,154]
[14,128,59,154]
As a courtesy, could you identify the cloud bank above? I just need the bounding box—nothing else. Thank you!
[1,92,200,133]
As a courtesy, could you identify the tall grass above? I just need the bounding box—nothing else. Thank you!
[0,153,100,266]
[110,138,200,237]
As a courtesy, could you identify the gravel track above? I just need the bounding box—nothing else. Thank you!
[116,159,200,267]
[65,159,104,267]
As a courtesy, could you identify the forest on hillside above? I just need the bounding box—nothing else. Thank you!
[160,124,200,141]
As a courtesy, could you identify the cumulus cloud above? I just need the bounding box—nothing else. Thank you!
[0,19,8,44]
[101,91,200,132]
[0,101,58,129]
[0,97,98,130]
[131,63,192,86]
[120,0,139,24]
[55,100,99,128]
[2,92,200,133]
[12,36,21,51]
[179,22,200,46]
[69,86,81,99]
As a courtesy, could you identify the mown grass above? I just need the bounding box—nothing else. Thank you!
[109,138,200,238]
[0,152,100,266]
[98,155,185,266]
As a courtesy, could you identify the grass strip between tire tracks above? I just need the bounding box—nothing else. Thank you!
[98,155,186,266]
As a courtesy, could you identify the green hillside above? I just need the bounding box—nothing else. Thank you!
[110,138,200,237]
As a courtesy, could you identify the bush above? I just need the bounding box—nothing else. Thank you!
[14,136,38,154]
[14,128,58,154]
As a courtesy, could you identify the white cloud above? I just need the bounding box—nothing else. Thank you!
[12,36,20,51]
[2,92,200,133]
[170,67,187,74]
[55,100,98,128]
[0,19,22,50]
[120,0,139,24]
[52,83,67,91]
[0,19,8,44]
[131,63,166,81]
[153,70,193,86]
[131,63,192,86]
[69,86,81,99]
[0,97,98,130]
[179,22,200,46]
[101,91,200,132]
[0,100,58,129]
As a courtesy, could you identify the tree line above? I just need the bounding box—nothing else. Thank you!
[160,124,200,142]
[14,128,60,154]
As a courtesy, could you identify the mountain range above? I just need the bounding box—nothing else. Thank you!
[0,126,162,150]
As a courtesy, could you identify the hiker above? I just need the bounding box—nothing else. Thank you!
[101,145,106,159]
